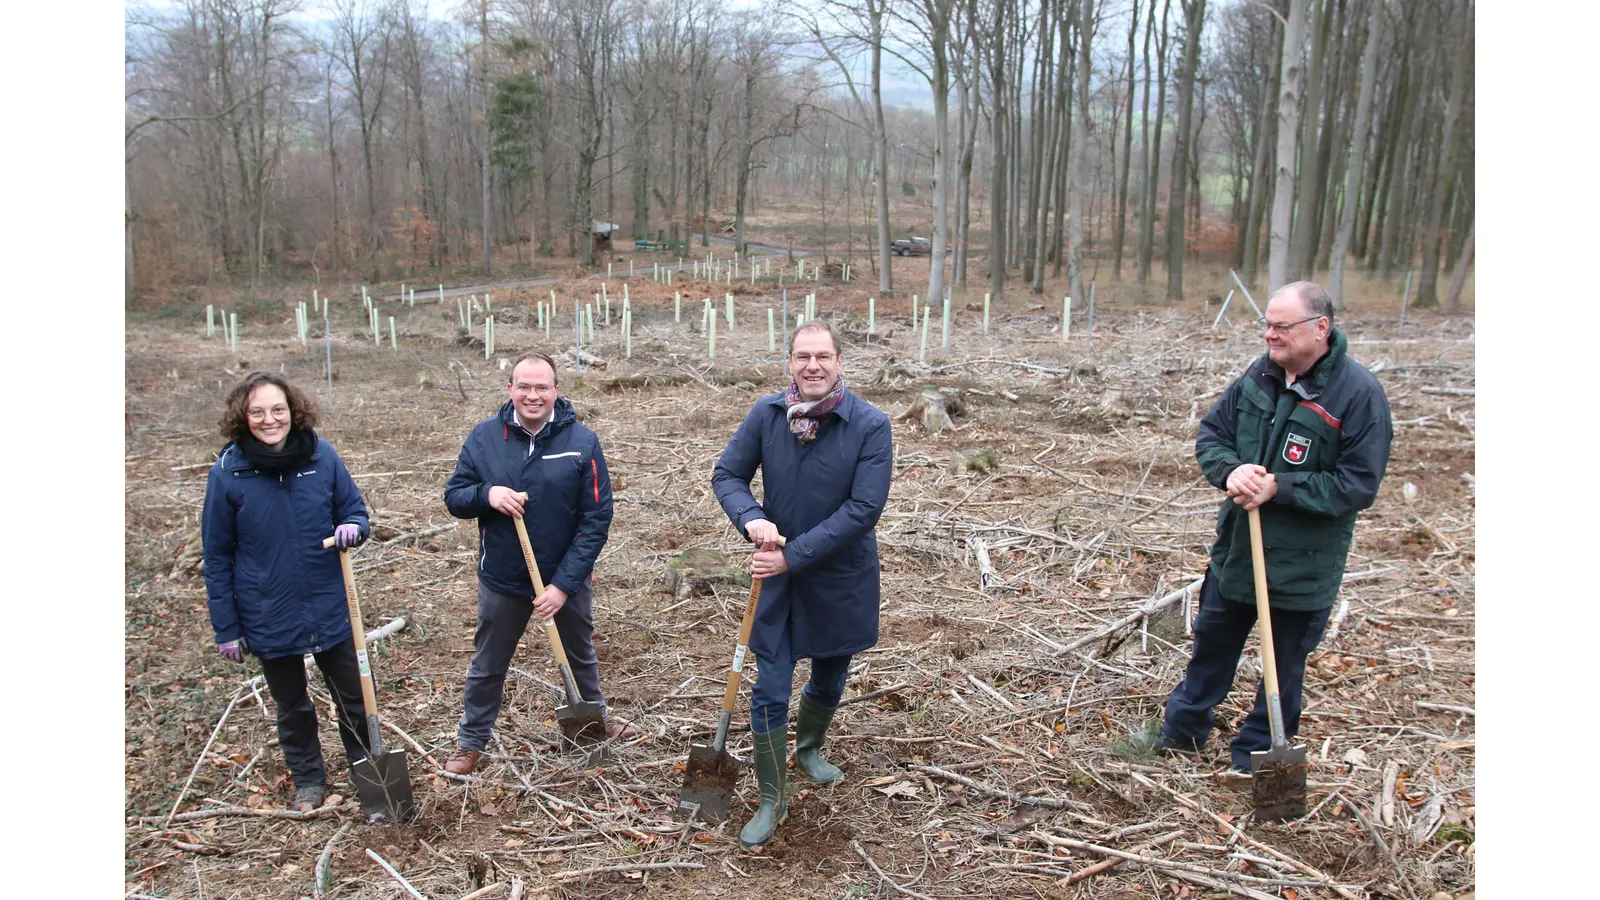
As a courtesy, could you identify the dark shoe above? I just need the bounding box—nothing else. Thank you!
[1153,732,1204,758]
[293,784,328,812]
[738,729,789,849]
[793,693,844,784]
[445,748,481,775]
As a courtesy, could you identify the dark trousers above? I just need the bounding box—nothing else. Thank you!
[750,620,853,735]
[258,638,372,789]
[458,581,603,751]
[1161,571,1332,770]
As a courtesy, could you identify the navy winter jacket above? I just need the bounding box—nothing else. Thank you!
[444,397,613,597]
[713,388,894,660]
[201,437,371,659]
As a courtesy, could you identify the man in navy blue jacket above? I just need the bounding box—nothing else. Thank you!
[713,321,894,848]
[441,352,630,774]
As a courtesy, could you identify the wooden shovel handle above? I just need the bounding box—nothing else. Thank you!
[719,536,787,714]
[1246,508,1281,700]
[322,535,381,720]
[510,493,575,674]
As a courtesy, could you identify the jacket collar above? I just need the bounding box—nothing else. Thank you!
[497,396,577,438]
[1259,327,1347,399]
[218,440,321,472]
[761,384,856,422]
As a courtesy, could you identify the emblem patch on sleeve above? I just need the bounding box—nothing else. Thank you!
[1283,433,1312,465]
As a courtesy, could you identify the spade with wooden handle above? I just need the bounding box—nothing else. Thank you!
[323,535,416,822]
[1247,507,1308,821]
[511,492,608,765]
[675,535,786,824]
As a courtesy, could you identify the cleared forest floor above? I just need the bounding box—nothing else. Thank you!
[125,258,1475,899]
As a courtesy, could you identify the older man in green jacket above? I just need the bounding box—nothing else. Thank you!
[1156,281,1393,773]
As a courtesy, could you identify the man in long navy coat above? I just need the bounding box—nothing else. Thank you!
[712,320,894,849]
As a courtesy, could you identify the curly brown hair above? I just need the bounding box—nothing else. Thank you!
[218,372,321,443]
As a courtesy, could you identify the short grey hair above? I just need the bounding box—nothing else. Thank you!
[1277,281,1334,325]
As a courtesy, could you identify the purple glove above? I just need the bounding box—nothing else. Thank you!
[334,523,365,549]
[217,639,244,663]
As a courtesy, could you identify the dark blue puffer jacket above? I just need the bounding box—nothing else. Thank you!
[443,397,613,597]
[201,437,371,659]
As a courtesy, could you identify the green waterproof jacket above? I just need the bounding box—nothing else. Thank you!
[1196,327,1393,611]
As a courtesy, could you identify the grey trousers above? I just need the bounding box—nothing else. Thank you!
[458,581,604,751]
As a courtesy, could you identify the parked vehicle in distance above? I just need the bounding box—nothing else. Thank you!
[890,237,932,257]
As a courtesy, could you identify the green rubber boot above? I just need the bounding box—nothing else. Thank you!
[738,728,789,849]
[793,693,844,784]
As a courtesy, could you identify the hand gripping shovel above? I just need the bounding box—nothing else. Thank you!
[511,493,607,766]
[324,535,416,823]
[676,535,786,824]
[1246,508,1308,821]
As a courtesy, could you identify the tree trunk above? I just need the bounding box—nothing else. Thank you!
[1112,0,1139,280]
[1240,22,1279,279]
[1137,0,1171,284]
[1414,1,1471,308]
[1164,0,1204,301]
[872,1,893,295]
[1329,0,1384,307]
[1066,0,1093,308]
[987,0,1009,299]
[1442,216,1472,313]
[1267,0,1310,293]
[1287,0,1332,281]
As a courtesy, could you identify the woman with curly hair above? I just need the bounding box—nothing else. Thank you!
[201,372,374,811]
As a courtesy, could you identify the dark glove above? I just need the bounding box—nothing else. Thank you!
[334,523,365,549]
[217,639,245,663]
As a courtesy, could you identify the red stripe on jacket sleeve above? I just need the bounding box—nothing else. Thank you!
[1297,400,1342,432]
[591,458,599,502]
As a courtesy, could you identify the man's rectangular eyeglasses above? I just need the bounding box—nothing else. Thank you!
[1258,315,1324,334]
[791,352,836,365]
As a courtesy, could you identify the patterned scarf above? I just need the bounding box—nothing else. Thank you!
[784,378,846,443]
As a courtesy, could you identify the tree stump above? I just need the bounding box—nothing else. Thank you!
[657,548,750,601]
[951,448,997,475]
[900,388,962,434]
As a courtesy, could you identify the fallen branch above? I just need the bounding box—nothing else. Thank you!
[314,821,352,900]
[548,860,705,881]
[839,681,911,707]
[140,803,346,825]
[1062,829,1183,884]
[1054,578,1203,657]
[1129,772,1362,900]
[367,848,428,899]
[851,839,934,900]
[163,688,248,827]
[456,883,506,900]
[911,765,1104,821]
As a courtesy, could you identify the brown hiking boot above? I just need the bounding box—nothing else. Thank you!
[444,748,481,775]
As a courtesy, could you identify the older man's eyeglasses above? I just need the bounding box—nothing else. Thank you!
[1259,315,1324,334]
[791,352,837,365]
[247,405,290,422]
